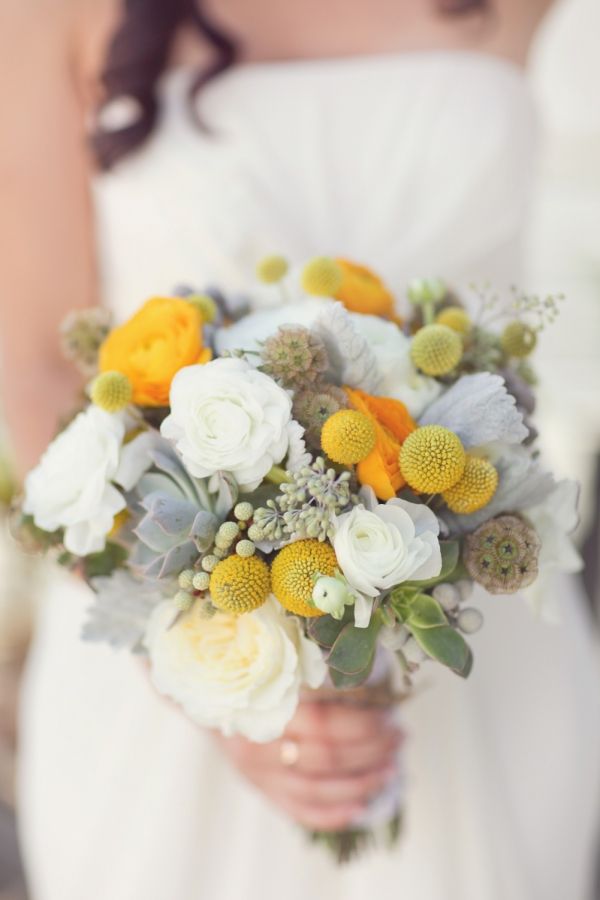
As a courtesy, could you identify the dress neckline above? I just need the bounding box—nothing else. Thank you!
[162,48,527,90]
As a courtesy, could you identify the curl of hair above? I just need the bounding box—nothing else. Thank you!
[92,0,488,169]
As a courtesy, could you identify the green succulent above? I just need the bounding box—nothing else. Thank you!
[131,444,220,580]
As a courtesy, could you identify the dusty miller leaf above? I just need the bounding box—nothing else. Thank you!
[314,302,381,393]
[83,571,169,651]
[419,372,528,447]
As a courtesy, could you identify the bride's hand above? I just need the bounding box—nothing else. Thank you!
[214,699,403,831]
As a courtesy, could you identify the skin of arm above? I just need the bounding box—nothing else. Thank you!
[0,3,106,476]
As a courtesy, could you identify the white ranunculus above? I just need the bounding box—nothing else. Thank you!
[333,493,442,626]
[145,597,327,742]
[22,406,149,557]
[161,358,293,492]
[354,315,442,417]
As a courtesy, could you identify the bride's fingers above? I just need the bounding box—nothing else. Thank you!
[246,730,403,776]
[264,764,397,808]
[270,795,365,832]
[285,701,394,743]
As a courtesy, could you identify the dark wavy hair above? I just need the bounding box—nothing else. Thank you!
[92,0,489,170]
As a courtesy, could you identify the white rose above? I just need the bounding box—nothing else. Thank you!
[145,597,327,742]
[161,358,293,491]
[354,315,442,417]
[333,494,442,626]
[23,407,149,557]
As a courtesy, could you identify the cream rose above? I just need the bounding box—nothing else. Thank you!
[161,358,293,491]
[23,407,153,557]
[145,597,327,742]
[333,493,442,626]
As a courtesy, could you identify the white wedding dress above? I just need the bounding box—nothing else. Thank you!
[18,52,600,900]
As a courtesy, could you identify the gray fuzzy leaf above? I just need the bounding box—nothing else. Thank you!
[83,571,168,651]
[420,373,528,447]
[314,302,380,392]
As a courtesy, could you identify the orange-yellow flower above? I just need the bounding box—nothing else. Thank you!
[345,387,416,501]
[99,297,211,406]
[333,260,397,319]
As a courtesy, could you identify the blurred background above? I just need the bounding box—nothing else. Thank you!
[0,0,598,896]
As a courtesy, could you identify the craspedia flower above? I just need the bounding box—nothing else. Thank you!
[500,321,537,358]
[442,455,499,514]
[411,324,463,376]
[271,540,337,617]
[301,257,343,296]
[435,307,472,336]
[333,259,396,318]
[399,425,465,493]
[186,293,218,323]
[463,514,540,594]
[256,254,289,284]
[293,385,348,446]
[321,409,376,465]
[260,326,329,389]
[209,555,271,614]
[90,371,132,412]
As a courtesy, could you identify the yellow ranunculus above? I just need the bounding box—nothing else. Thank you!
[99,297,211,407]
[333,259,397,319]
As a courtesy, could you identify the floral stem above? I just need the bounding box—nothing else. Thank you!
[422,300,436,326]
[265,465,292,486]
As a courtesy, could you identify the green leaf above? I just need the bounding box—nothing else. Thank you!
[404,541,460,590]
[307,611,351,649]
[329,656,375,689]
[406,593,447,629]
[410,624,473,678]
[83,542,128,579]
[327,616,382,675]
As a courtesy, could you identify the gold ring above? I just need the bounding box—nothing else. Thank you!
[279,739,300,767]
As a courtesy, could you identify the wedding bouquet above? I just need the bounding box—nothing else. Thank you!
[16,255,581,861]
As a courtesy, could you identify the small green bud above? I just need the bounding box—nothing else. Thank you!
[407,277,446,306]
[178,569,195,591]
[201,554,219,573]
[234,501,254,522]
[192,571,210,592]
[217,521,240,543]
[236,540,256,558]
[173,590,194,612]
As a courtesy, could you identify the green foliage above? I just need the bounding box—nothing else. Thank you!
[326,614,382,686]
[307,608,353,648]
[15,514,63,554]
[390,588,473,678]
[83,542,128,579]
